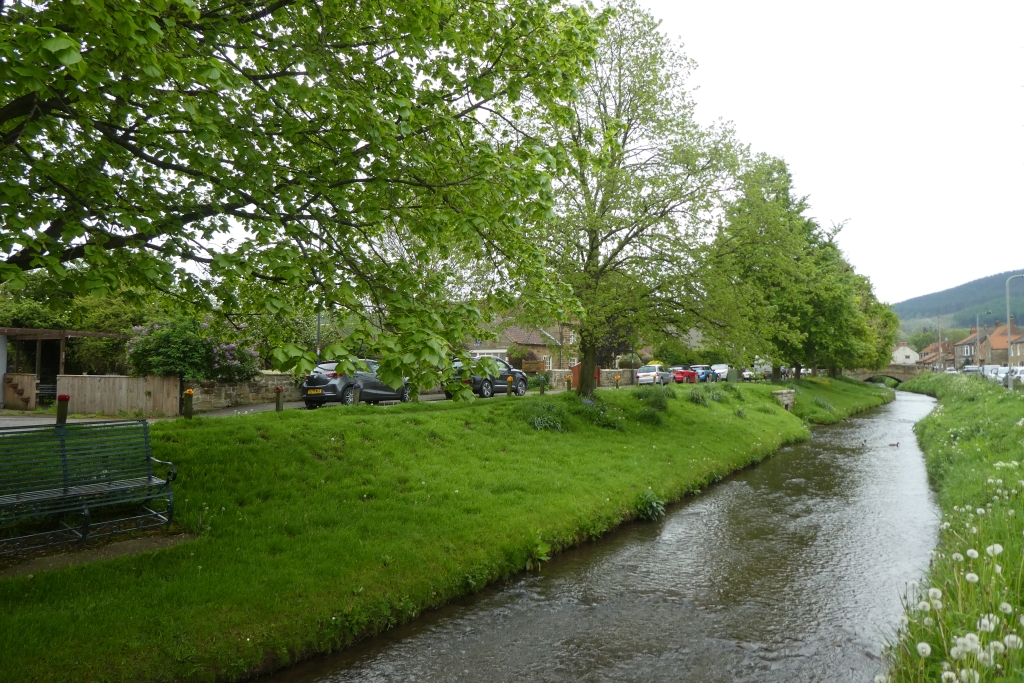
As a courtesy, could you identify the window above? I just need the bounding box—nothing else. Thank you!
[544,355,552,370]
[570,357,578,366]
[568,330,577,345]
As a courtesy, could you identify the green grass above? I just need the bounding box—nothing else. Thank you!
[885,374,1024,682]
[0,380,889,683]
[789,376,895,424]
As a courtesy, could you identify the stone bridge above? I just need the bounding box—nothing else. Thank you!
[845,365,930,384]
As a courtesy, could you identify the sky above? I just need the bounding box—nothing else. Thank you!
[638,0,1023,304]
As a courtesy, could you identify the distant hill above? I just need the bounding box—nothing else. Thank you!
[895,269,1024,332]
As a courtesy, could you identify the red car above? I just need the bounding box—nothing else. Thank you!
[671,365,698,383]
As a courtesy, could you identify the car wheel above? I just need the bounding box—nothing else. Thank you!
[515,378,527,396]
[304,401,319,410]
[399,386,412,402]
[480,380,493,398]
[341,386,355,405]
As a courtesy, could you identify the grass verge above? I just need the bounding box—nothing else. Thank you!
[885,374,1024,682]
[0,380,889,683]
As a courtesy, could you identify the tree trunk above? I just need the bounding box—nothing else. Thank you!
[771,365,781,383]
[578,339,599,398]
[828,365,838,379]
[792,362,802,381]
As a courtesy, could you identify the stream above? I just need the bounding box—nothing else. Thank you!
[268,390,939,683]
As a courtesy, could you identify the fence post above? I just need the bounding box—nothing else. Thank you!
[539,375,546,395]
[352,383,361,405]
[566,375,572,392]
[183,389,194,419]
[56,394,69,424]
[507,376,514,397]
[275,386,284,412]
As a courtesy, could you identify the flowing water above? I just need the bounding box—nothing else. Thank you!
[269,391,938,683]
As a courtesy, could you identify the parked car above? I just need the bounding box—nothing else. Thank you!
[446,358,528,399]
[690,364,716,382]
[301,360,410,408]
[740,368,754,381]
[982,365,1005,382]
[944,367,958,374]
[1003,366,1024,388]
[711,364,731,382]
[993,366,1011,385]
[670,365,698,383]
[962,365,981,375]
[637,364,673,386]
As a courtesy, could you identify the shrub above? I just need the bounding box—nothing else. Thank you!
[635,406,662,425]
[527,373,550,390]
[635,490,666,521]
[127,318,260,382]
[735,408,746,419]
[689,387,709,406]
[617,353,643,369]
[635,385,675,411]
[813,396,834,411]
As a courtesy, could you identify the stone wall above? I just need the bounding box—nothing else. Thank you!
[184,372,300,412]
[548,368,636,389]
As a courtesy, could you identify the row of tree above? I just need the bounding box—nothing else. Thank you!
[1,0,897,397]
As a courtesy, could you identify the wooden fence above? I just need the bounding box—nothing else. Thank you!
[56,375,179,417]
[3,372,38,410]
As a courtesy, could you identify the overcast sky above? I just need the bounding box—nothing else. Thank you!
[639,0,1023,304]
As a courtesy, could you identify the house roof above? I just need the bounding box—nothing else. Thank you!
[505,326,559,347]
[985,324,1020,351]
[0,326,129,341]
[954,330,982,346]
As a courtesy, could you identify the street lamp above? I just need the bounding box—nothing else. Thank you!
[1008,275,1023,390]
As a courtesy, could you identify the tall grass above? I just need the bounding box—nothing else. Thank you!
[0,381,890,683]
[884,374,1024,682]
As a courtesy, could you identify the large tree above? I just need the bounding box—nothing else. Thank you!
[1,0,601,390]
[532,0,738,397]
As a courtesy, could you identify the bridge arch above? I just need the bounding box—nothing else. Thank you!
[845,365,929,385]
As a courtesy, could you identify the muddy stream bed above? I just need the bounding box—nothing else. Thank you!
[268,390,938,682]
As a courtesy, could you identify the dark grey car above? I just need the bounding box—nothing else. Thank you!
[301,360,410,408]
[446,358,528,399]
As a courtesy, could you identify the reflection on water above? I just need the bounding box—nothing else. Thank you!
[269,391,938,683]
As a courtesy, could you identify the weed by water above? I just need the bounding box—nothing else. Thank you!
[635,490,666,521]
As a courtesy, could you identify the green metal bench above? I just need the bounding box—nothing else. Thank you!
[0,420,175,555]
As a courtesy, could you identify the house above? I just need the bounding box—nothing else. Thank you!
[463,323,578,371]
[954,326,988,368]
[891,342,920,366]
[1009,332,1024,367]
[976,320,1019,366]
[917,341,953,368]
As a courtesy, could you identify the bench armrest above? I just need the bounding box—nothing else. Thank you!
[150,457,177,483]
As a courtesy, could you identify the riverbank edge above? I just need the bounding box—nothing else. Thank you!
[883,374,1024,681]
[238,379,895,683]
[0,380,893,683]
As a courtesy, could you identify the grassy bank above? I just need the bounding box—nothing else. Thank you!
[886,374,1024,682]
[0,380,890,683]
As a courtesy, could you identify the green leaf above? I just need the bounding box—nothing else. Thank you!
[41,36,76,52]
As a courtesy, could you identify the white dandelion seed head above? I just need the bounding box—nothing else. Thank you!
[995,564,1003,575]
[949,645,962,660]
[932,598,944,611]
[1004,634,1023,649]
[929,587,943,600]
[917,642,932,657]
[959,668,980,682]
[918,601,932,612]
[967,549,979,559]
[977,614,1000,632]
[924,617,935,627]
[941,672,957,683]
[977,508,985,516]
[963,633,980,649]
[971,526,978,534]
[989,640,1005,655]
[899,615,910,627]
[976,650,993,667]
[986,543,1004,556]
[965,572,980,583]
[999,602,1013,614]
[909,580,919,592]
[874,676,886,683]
[952,552,965,562]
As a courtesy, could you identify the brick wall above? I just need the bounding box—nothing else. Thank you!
[184,372,300,412]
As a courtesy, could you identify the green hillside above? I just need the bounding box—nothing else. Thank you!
[894,269,1024,329]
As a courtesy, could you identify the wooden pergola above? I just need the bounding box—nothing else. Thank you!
[1,327,130,376]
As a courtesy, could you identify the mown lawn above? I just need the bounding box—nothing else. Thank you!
[885,374,1024,682]
[0,379,890,683]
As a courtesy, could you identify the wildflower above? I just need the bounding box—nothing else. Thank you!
[874,676,886,683]
[899,615,910,627]
[986,543,1003,556]
[1004,634,1023,649]
[941,673,957,683]
[916,642,931,657]
[966,549,979,559]
[995,564,1002,575]
[918,601,931,612]
[971,526,978,534]
[924,617,934,627]
[952,552,965,562]
[989,640,1005,655]
[909,580,919,592]
[929,587,943,600]
[976,508,985,515]
[965,572,979,583]
[976,650,992,667]
[932,599,943,611]
[977,614,999,632]
[999,602,1012,614]
[959,669,979,682]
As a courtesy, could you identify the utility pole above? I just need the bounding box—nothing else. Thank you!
[936,315,942,370]
[1008,275,1023,390]
[975,309,992,368]
[316,312,321,365]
